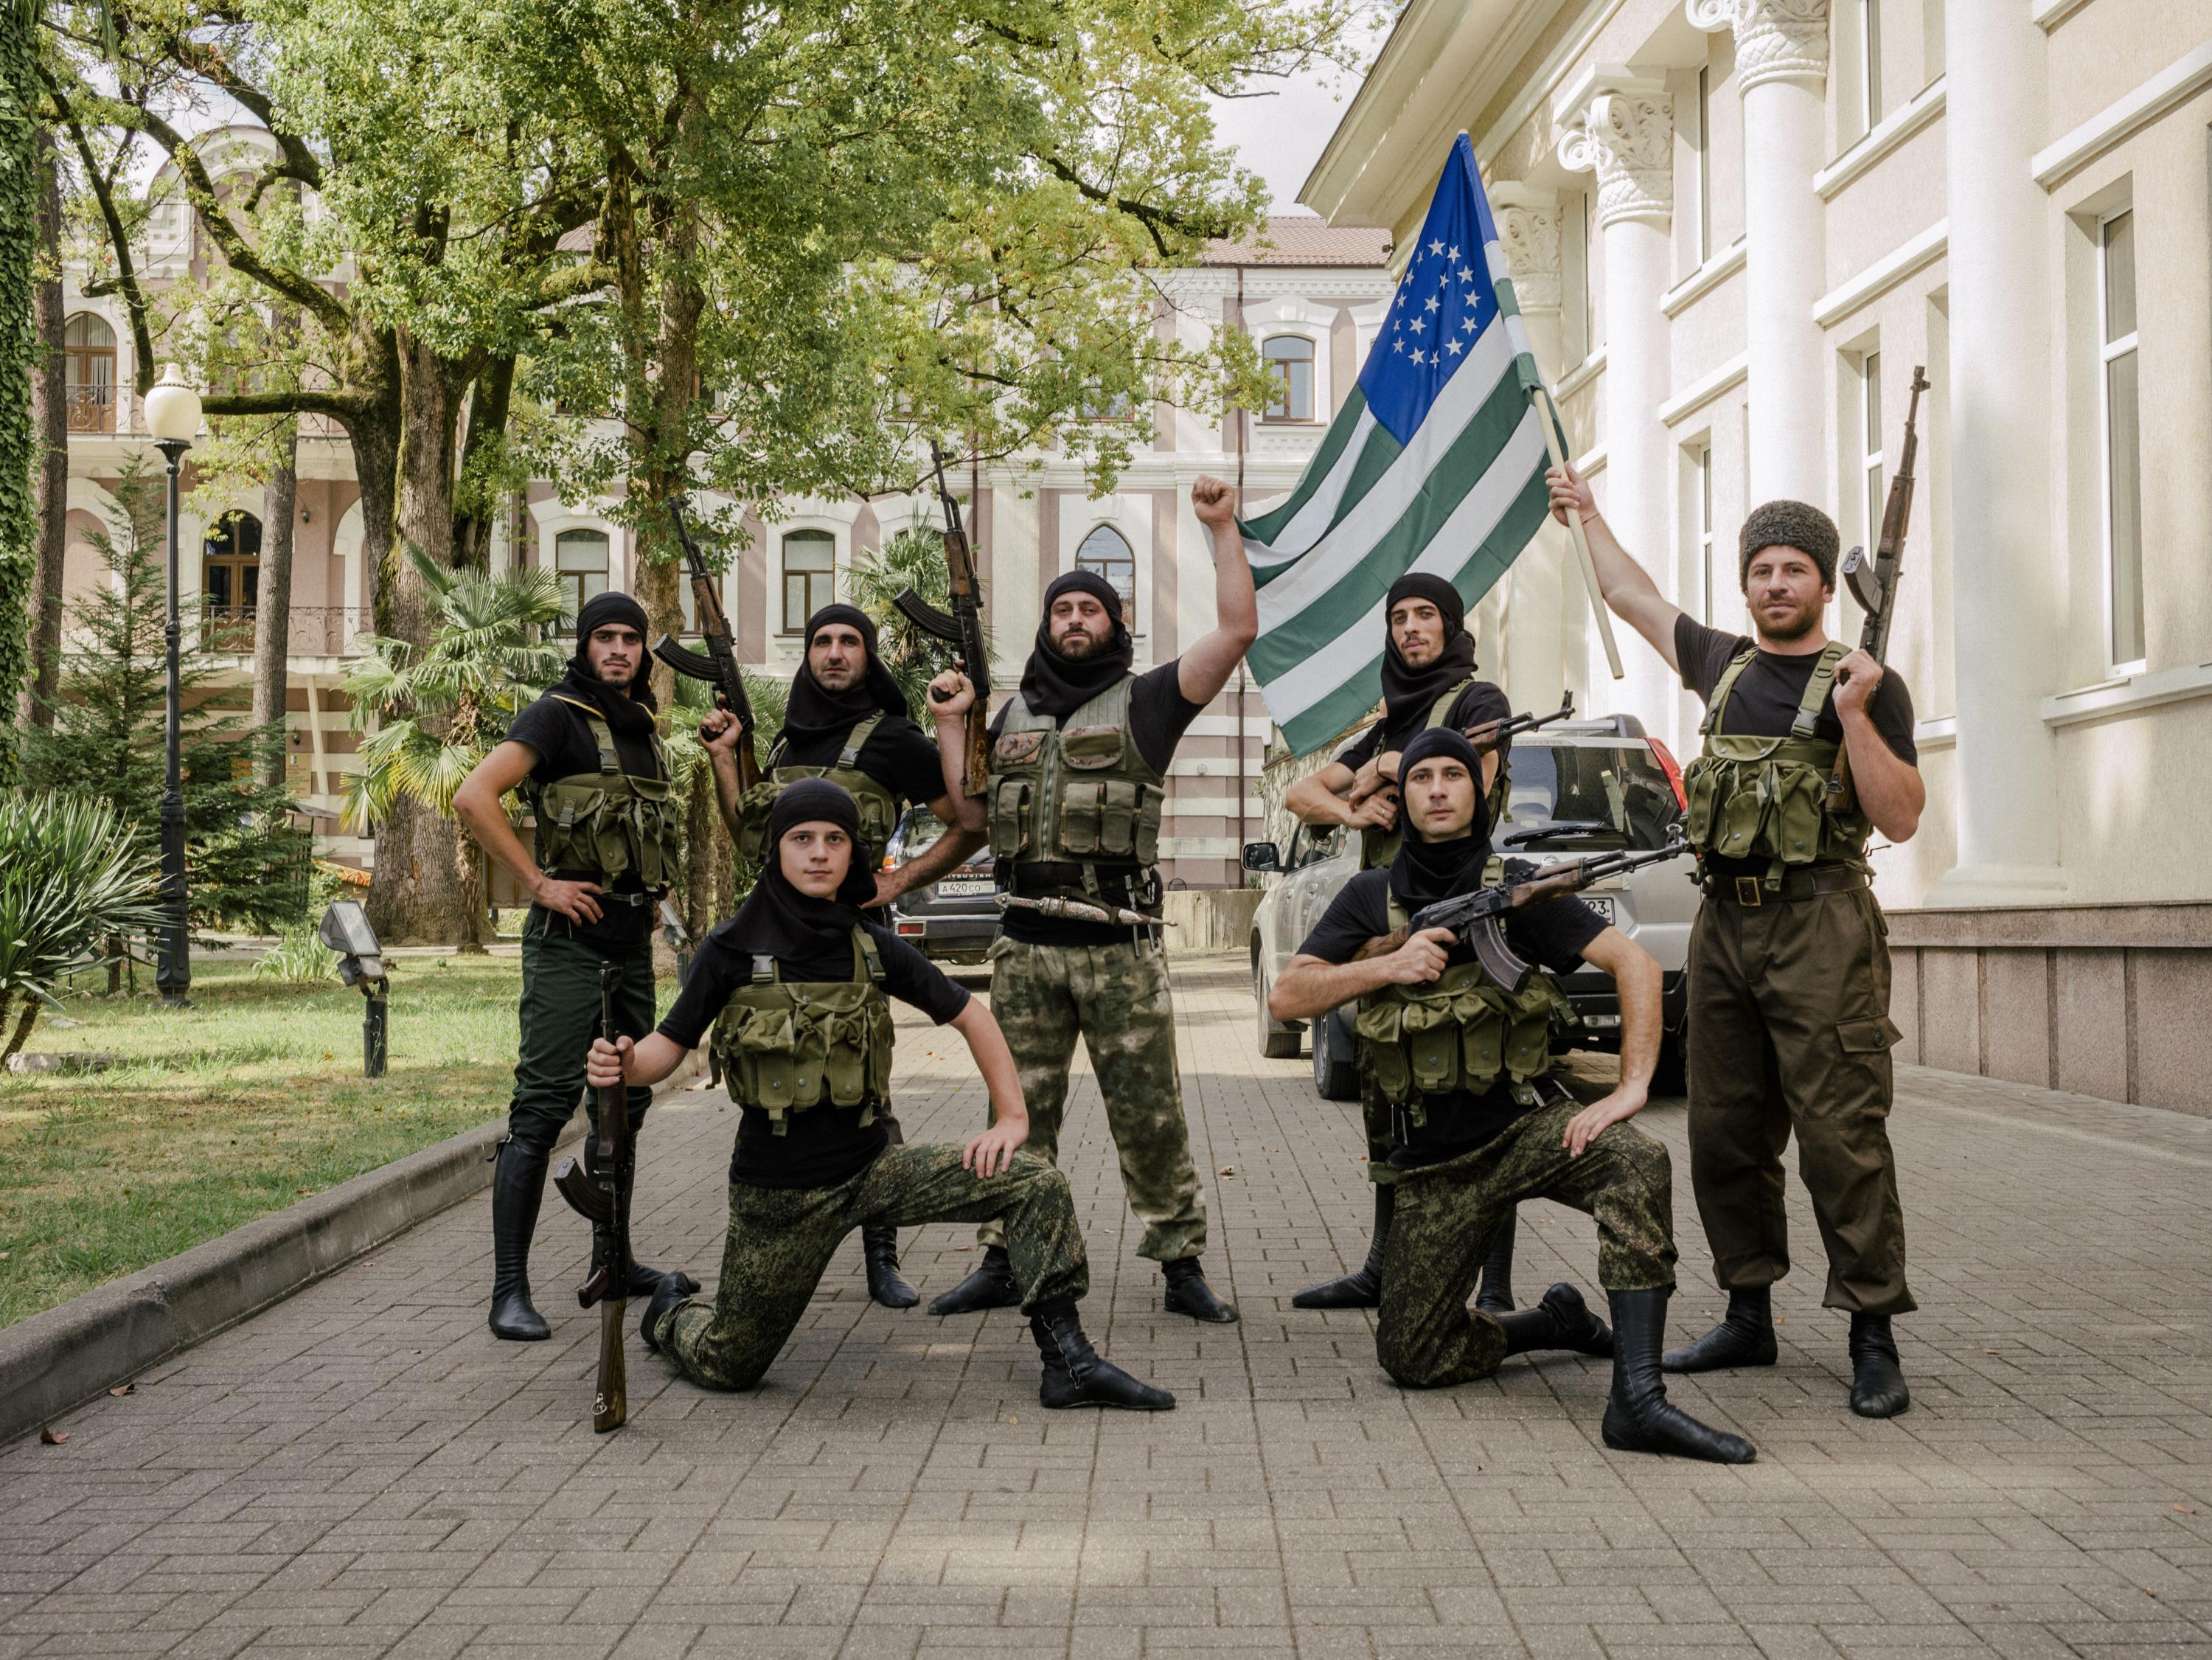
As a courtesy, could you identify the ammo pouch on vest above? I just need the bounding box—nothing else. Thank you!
[1681,644,1868,889]
[709,930,896,1136]
[736,714,902,868]
[1358,680,1512,871]
[526,698,680,892]
[990,678,1167,897]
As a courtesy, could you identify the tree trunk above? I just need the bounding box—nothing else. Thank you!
[451,354,515,572]
[24,127,66,732]
[0,15,41,782]
[1,997,38,1065]
[250,428,299,780]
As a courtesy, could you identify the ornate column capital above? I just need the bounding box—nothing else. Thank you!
[1686,0,1829,90]
[1489,183,1562,313]
[1554,70,1674,231]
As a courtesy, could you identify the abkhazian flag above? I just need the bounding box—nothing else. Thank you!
[1239,132,1558,758]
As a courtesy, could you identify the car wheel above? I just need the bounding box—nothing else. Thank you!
[1312,1007,1360,1101]
[1254,948,1302,1058]
[1651,1029,1688,1098]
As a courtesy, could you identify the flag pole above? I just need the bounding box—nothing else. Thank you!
[1530,383,1624,681]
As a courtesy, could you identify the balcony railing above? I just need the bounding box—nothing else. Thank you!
[66,385,116,434]
[198,603,376,658]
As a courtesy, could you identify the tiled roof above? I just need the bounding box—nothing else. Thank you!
[1203,215,1391,268]
[557,225,596,254]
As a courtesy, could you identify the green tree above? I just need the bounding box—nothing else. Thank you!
[0,792,164,1060]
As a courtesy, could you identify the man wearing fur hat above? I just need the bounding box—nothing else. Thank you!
[453,591,698,1342]
[698,601,988,1308]
[1546,465,1921,1420]
[924,476,1256,1324]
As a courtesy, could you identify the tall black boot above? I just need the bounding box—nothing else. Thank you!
[1661,1285,1778,1372]
[1162,1257,1238,1323]
[490,1133,552,1341]
[587,1131,698,1300]
[928,1244,1020,1314]
[1848,1312,1910,1418]
[1475,1208,1518,1315]
[863,1226,919,1310]
[1601,1289,1758,1464]
[1495,1282,1613,1358]
[1030,1299,1175,1410]
[1293,1184,1392,1310]
[638,1272,693,1356]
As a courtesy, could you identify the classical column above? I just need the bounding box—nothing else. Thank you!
[1559,74,1677,743]
[1492,183,1572,712]
[1927,0,2066,901]
[1688,0,1828,504]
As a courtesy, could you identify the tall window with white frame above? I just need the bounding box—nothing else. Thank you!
[554,527,610,634]
[1261,336,1315,422]
[1075,524,1136,630]
[1857,0,1882,133]
[1695,445,1717,624]
[1696,65,1712,265]
[1860,350,1885,566]
[782,529,835,634]
[2099,209,2144,669]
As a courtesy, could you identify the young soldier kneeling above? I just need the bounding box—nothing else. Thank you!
[587,779,1171,1411]
[1267,729,1754,1464]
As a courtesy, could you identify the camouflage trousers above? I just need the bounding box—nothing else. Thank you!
[659,1142,1088,1392]
[1377,1100,1677,1389]
[975,936,1206,1263]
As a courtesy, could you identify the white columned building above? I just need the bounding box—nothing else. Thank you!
[1492,183,1576,714]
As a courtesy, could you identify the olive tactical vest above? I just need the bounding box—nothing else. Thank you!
[988,676,1167,900]
[1352,872,1574,1126]
[735,713,902,868]
[709,929,897,1135]
[1357,680,1513,870]
[525,696,681,892]
[1680,642,1869,889]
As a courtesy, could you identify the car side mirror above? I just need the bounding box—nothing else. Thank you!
[1241,841,1281,874]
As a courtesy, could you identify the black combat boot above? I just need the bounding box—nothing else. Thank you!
[1661,1285,1778,1372]
[1601,1289,1758,1464]
[638,1272,694,1355]
[928,1244,1020,1314]
[1496,1282,1613,1358]
[863,1226,919,1310]
[1030,1299,1176,1410]
[1162,1257,1239,1323]
[1293,1185,1392,1310]
[1475,1209,1518,1315]
[489,1132,552,1341]
[1847,1312,1910,1418]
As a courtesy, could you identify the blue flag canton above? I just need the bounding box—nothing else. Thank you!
[1357,136,1500,446]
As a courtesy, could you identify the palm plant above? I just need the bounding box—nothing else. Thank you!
[0,793,165,1062]
[844,526,996,718]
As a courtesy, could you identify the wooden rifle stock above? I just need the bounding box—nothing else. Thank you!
[588,962,628,1433]
[902,442,993,796]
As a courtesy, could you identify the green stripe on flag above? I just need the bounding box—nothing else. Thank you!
[1239,387,1369,546]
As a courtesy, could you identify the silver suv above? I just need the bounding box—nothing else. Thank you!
[1245,718,1695,1099]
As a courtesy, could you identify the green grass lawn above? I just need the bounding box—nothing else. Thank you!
[0,954,617,1331]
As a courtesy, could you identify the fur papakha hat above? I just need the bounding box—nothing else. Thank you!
[1738,499,1840,587]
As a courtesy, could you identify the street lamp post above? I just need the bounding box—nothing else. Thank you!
[145,365,204,1008]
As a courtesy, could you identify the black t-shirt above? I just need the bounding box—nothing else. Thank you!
[1298,865,1607,1166]
[1675,616,1918,878]
[995,660,1207,948]
[660,920,970,1189]
[1333,679,1514,772]
[506,688,665,949]
[771,714,947,813]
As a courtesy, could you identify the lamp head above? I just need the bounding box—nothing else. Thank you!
[145,364,204,445]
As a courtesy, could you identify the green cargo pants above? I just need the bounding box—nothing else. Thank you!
[509,906,655,1144]
[975,935,1206,1263]
[1377,1101,1676,1389]
[1686,883,1915,1316]
[659,1143,1089,1390]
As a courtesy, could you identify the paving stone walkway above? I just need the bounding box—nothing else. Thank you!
[4,955,2211,1659]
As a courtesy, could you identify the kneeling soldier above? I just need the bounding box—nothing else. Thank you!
[1268,728,1754,1464]
[588,779,1172,1411]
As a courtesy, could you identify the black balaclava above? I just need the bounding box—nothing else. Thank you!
[777,602,910,747]
[715,777,876,962]
[1377,572,1478,751]
[556,590,657,740]
[1386,726,1493,911]
[1018,569,1134,720]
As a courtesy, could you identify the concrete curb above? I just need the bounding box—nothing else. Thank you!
[0,1047,709,1447]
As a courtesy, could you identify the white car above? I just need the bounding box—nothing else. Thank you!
[1245,717,1696,1099]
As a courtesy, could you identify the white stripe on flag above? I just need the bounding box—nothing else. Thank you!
[1245,406,1377,566]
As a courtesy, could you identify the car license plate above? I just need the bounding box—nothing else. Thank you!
[1582,896,1615,925]
[936,877,994,897]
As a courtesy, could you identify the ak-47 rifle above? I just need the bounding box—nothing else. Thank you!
[1829,365,1929,811]
[552,963,631,1433]
[1467,691,1576,752]
[650,496,762,791]
[893,443,991,796]
[1357,832,1690,993]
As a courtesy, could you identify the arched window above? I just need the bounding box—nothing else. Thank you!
[202,510,262,649]
[65,313,116,434]
[1074,525,1135,626]
[1262,335,1315,423]
[554,528,611,633]
[782,529,835,633]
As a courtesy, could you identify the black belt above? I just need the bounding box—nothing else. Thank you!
[1705,865,1869,906]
